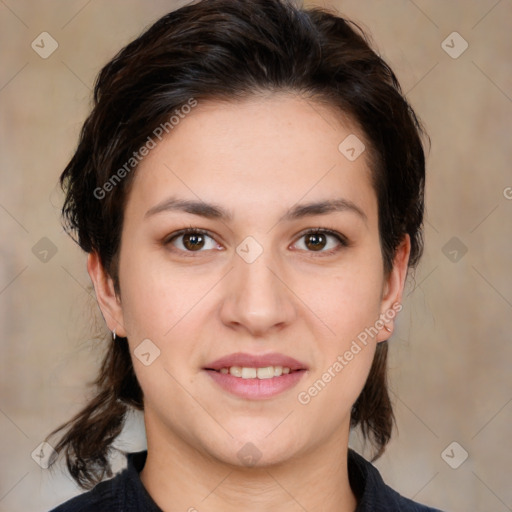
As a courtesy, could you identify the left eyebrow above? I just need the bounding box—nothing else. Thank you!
[279,198,368,225]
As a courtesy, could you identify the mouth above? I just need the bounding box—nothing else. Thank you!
[203,352,308,399]
[205,365,299,378]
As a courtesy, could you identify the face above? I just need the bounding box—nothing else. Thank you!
[91,93,409,467]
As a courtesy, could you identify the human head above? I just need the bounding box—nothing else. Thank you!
[55,0,426,488]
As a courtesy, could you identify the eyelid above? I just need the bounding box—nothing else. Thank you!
[164,227,213,243]
[293,227,349,244]
[163,227,222,254]
[290,227,350,254]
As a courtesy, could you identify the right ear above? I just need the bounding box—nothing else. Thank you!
[87,252,127,337]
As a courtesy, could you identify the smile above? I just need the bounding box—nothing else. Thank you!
[203,352,308,399]
[217,365,292,379]
[204,367,307,399]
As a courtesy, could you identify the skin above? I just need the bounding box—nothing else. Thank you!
[88,93,410,512]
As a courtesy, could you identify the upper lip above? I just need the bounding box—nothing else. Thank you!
[204,352,308,371]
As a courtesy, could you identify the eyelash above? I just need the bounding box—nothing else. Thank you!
[163,226,349,256]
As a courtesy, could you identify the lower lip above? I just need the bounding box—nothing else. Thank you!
[205,369,306,399]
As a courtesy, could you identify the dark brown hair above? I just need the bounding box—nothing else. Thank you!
[50,0,426,489]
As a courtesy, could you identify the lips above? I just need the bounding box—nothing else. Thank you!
[204,352,308,372]
[203,352,308,399]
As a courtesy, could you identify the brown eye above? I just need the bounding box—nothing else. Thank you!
[182,232,206,251]
[166,229,219,253]
[293,229,348,254]
[304,232,327,251]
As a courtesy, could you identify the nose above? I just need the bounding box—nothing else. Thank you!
[219,245,297,337]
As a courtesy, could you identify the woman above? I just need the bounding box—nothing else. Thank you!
[48,0,443,510]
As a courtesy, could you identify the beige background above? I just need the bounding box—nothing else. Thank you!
[1,1,511,511]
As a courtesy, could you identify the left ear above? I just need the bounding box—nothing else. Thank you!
[375,234,411,343]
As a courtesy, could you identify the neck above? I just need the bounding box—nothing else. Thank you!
[140,416,357,512]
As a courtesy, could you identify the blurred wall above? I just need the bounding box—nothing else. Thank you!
[0,1,511,511]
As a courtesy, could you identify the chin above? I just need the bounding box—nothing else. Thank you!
[201,426,305,470]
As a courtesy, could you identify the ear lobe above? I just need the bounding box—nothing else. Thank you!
[87,252,127,337]
[376,234,411,343]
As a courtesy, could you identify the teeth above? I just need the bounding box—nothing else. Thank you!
[229,366,243,377]
[257,367,274,379]
[222,365,292,379]
[241,367,257,379]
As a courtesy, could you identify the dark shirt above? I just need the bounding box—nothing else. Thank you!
[50,450,444,511]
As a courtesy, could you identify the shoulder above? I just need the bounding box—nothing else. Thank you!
[348,449,445,512]
[48,452,160,512]
[379,486,445,512]
[48,476,122,512]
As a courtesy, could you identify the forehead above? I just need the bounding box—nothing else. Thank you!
[127,93,377,224]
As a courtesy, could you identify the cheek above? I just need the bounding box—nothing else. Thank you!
[294,271,382,432]
[118,253,203,340]
[311,255,385,343]
[296,252,384,406]
[117,253,219,388]
[313,276,381,378]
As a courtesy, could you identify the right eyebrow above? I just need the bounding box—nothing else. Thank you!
[144,197,233,221]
